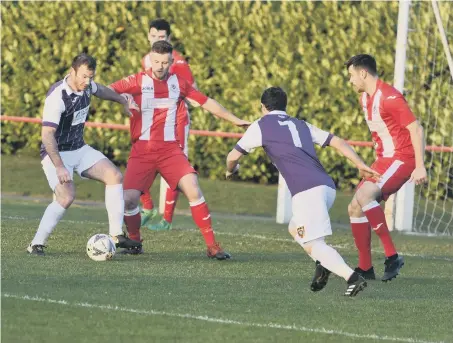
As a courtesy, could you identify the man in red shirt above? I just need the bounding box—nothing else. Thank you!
[139,19,196,231]
[344,54,428,281]
[110,41,250,259]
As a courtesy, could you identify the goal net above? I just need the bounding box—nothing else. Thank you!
[404,0,453,236]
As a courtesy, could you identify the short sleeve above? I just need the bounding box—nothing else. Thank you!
[383,94,416,127]
[305,122,333,148]
[180,78,208,107]
[42,91,65,128]
[90,80,98,94]
[110,73,141,95]
[235,121,262,155]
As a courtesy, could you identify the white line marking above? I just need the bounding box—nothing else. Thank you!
[1,293,443,343]
[3,216,453,261]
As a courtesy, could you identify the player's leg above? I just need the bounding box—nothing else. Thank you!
[177,173,230,260]
[28,155,75,255]
[355,181,403,281]
[289,186,366,296]
[348,191,375,279]
[140,189,158,227]
[121,149,158,253]
[77,146,141,249]
[355,159,413,281]
[149,124,188,231]
[158,145,230,260]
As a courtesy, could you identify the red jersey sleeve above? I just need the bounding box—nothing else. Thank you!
[110,73,141,95]
[179,77,208,106]
[383,95,417,127]
[171,61,195,86]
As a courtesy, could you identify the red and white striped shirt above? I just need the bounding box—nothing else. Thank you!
[110,70,207,143]
[360,79,416,159]
[142,50,195,128]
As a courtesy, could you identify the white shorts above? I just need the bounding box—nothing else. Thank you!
[42,145,107,191]
[289,185,336,243]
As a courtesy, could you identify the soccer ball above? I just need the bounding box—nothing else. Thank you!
[86,234,116,261]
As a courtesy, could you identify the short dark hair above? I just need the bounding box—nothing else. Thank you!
[151,40,173,55]
[261,87,287,112]
[345,54,377,76]
[149,18,171,36]
[71,53,96,72]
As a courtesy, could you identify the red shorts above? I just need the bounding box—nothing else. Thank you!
[357,157,415,201]
[124,141,196,192]
[176,120,190,156]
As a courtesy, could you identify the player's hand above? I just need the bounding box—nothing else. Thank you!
[121,93,139,117]
[358,164,381,181]
[234,119,251,128]
[225,164,240,180]
[56,166,72,184]
[409,166,428,185]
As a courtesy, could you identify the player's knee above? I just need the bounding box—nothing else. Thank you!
[105,167,123,185]
[124,191,140,210]
[301,237,325,255]
[355,182,381,206]
[179,173,202,202]
[55,189,75,209]
[348,199,362,217]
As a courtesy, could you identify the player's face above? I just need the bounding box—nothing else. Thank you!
[148,28,169,46]
[347,65,366,93]
[71,65,95,92]
[150,52,173,80]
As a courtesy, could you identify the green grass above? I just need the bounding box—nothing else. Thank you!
[2,199,453,343]
[0,154,354,223]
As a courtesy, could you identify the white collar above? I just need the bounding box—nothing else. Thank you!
[267,110,287,116]
[63,75,84,96]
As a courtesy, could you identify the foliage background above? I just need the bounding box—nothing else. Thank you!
[1,1,452,191]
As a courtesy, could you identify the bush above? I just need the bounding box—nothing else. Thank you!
[1,1,451,191]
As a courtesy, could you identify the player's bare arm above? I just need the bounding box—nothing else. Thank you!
[41,126,71,184]
[200,98,250,127]
[329,136,380,180]
[95,83,135,117]
[406,121,428,185]
[225,149,242,179]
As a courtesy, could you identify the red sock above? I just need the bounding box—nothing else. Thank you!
[124,210,141,241]
[363,201,397,257]
[140,191,154,210]
[350,217,372,270]
[163,188,179,223]
[190,200,215,246]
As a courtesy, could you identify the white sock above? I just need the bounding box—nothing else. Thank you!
[31,201,66,246]
[294,235,317,262]
[105,184,124,237]
[309,239,354,281]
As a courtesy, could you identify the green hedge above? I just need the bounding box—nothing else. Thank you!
[1,1,451,191]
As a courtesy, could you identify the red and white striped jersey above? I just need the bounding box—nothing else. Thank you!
[110,70,207,143]
[142,50,195,128]
[360,79,416,159]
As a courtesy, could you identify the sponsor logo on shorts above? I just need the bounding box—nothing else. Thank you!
[297,226,305,238]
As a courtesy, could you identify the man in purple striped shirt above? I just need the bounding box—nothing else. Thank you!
[27,53,141,255]
[226,87,380,297]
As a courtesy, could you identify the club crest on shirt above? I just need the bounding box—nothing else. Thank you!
[85,87,91,97]
[297,226,305,238]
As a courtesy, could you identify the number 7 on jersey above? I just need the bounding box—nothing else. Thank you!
[279,121,302,148]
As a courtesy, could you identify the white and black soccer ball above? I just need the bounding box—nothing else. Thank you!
[86,234,116,261]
